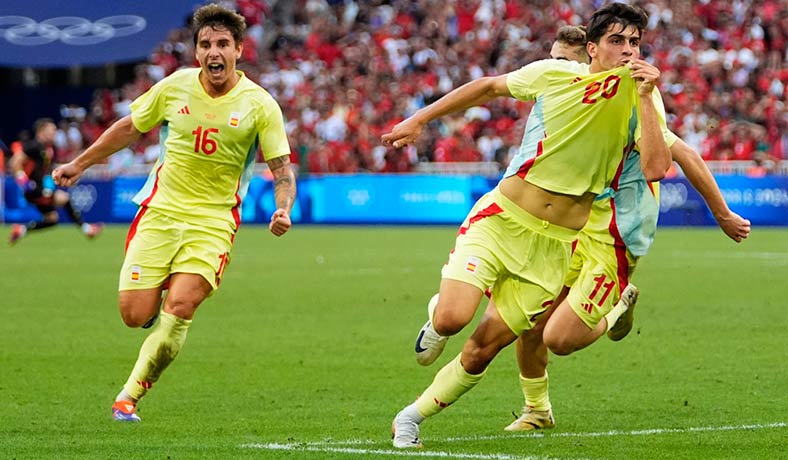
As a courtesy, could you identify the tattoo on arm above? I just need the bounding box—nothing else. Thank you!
[267,155,296,212]
[267,155,290,170]
[274,176,292,187]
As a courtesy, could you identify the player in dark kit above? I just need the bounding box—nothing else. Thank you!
[8,118,102,245]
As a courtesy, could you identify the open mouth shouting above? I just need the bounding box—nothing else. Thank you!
[207,62,225,77]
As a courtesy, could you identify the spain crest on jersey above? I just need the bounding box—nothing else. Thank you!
[228,112,240,128]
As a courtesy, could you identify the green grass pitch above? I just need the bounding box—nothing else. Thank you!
[1,224,786,460]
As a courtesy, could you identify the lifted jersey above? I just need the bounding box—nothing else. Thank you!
[504,59,641,196]
[584,95,677,258]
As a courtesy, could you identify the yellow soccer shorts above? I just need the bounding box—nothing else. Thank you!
[119,207,236,292]
[565,231,638,329]
[441,187,578,335]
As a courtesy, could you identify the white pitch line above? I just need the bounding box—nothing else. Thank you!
[286,421,788,447]
[240,422,788,459]
[303,439,378,446]
[442,421,788,443]
[240,443,588,460]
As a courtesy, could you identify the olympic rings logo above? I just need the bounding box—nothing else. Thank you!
[70,184,98,212]
[0,15,147,46]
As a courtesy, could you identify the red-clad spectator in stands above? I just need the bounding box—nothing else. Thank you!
[49,0,788,174]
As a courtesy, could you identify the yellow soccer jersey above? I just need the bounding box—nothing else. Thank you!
[131,68,290,228]
[584,124,680,258]
[503,59,640,196]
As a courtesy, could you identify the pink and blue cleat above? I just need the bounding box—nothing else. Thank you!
[112,400,141,422]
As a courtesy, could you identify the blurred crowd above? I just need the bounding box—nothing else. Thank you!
[11,0,788,175]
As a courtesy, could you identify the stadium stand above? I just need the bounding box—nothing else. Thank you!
[5,0,788,176]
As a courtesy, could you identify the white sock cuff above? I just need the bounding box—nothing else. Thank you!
[404,403,426,423]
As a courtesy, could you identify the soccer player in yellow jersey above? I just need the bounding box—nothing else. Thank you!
[507,135,751,431]
[383,3,671,448]
[549,25,590,65]
[53,4,295,422]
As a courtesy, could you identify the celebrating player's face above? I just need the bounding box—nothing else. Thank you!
[587,24,641,72]
[195,26,242,93]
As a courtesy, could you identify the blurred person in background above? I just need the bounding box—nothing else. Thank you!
[0,138,9,173]
[8,118,102,245]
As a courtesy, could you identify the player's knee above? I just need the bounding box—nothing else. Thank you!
[432,299,476,336]
[118,306,150,328]
[461,344,495,374]
[118,293,160,328]
[53,190,70,206]
[543,333,575,356]
[432,309,468,336]
[163,296,200,320]
[43,212,59,223]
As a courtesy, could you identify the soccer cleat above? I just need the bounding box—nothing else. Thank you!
[84,223,104,239]
[607,283,640,341]
[504,407,555,432]
[391,409,423,448]
[8,224,26,245]
[112,400,141,422]
[415,294,448,366]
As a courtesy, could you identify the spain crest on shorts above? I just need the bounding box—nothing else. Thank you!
[465,256,480,273]
[130,265,142,282]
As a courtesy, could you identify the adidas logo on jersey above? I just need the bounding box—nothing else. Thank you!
[177,105,191,115]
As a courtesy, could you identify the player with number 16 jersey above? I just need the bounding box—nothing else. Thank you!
[53,4,296,423]
[132,67,290,229]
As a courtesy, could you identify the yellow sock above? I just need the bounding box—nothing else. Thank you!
[121,312,192,400]
[414,353,486,418]
[519,372,551,411]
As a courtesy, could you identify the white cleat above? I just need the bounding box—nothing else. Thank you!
[608,283,640,341]
[415,294,448,366]
[391,409,424,448]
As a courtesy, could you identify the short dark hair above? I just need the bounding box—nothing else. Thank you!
[586,3,648,44]
[33,118,55,134]
[555,25,587,47]
[192,3,247,46]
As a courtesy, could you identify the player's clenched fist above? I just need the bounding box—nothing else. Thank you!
[52,162,84,187]
[629,59,661,95]
[269,209,291,237]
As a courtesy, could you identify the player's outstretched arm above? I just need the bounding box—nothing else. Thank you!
[267,155,296,237]
[53,115,142,187]
[381,75,511,148]
[671,138,751,242]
